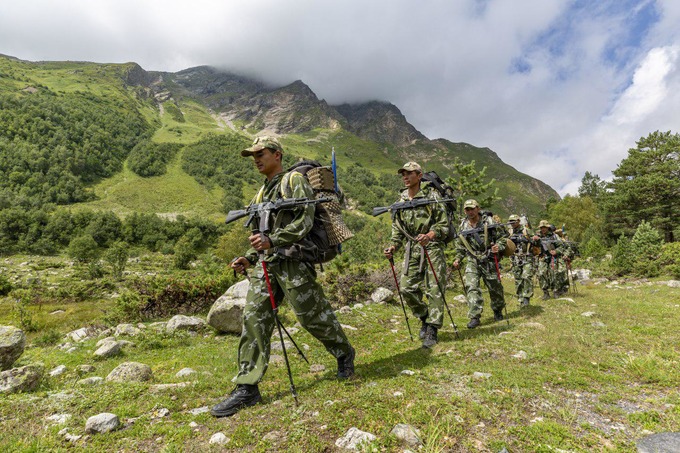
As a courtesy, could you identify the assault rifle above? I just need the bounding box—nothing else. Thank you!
[225,197,333,228]
[457,222,509,247]
[372,198,456,219]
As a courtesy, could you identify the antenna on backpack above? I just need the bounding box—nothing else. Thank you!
[332,147,342,254]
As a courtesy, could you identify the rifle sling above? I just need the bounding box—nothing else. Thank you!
[458,222,490,262]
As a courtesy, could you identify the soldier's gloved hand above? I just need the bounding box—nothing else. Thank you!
[452,259,460,269]
[384,246,396,260]
[230,257,250,275]
[249,233,272,251]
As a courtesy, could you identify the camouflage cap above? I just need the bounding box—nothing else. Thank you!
[538,220,551,228]
[508,214,520,222]
[463,199,480,209]
[241,136,284,157]
[397,161,422,174]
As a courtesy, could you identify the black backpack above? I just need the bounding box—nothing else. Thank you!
[421,171,458,243]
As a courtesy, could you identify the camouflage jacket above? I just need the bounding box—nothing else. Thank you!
[454,214,508,262]
[508,225,538,255]
[390,184,449,251]
[536,232,568,258]
[245,171,315,264]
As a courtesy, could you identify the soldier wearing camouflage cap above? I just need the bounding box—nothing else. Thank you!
[212,136,355,418]
[452,200,508,328]
[532,220,568,299]
[384,161,449,349]
[507,214,537,308]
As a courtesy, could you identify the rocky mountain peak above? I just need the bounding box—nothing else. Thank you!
[334,101,427,147]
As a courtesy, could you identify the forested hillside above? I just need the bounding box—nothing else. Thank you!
[0,54,558,258]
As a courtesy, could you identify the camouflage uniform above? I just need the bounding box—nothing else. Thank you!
[508,222,535,304]
[390,184,449,329]
[235,171,353,386]
[454,214,508,319]
[536,223,567,298]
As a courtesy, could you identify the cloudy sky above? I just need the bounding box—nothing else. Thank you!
[2,0,679,195]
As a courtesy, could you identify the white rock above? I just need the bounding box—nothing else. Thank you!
[77,377,104,386]
[0,364,43,394]
[0,326,26,370]
[175,368,196,378]
[352,303,364,310]
[206,293,245,334]
[115,324,141,336]
[189,406,210,415]
[335,427,377,450]
[49,365,67,377]
[189,421,198,428]
[65,327,93,343]
[309,364,326,373]
[340,324,358,331]
[370,287,394,304]
[472,372,492,380]
[581,312,597,317]
[85,413,120,434]
[96,337,117,347]
[94,341,122,358]
[390,423,422,446]
[166,315,205,333]
[106,362,152,382]
[401,370,415,376]
[209,432,229,445]
[667,280,680,288]
[512,351,527,360]
[454,295,468,304]
[46,413,72,425]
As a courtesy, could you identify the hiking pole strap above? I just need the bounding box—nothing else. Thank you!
[389,257,413,342]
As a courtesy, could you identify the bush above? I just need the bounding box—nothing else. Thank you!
[127,272,235,320]
[659,242,680,278]
[611,234,634,276]
[104,241,129,279]
[0,273,12,296]
[103,291,145,325]
[173,236,195,270]
[67,235,100,263]
[583,237,607,260]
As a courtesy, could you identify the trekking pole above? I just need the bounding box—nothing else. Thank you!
[387,257,414,342]
[492,250,510,326]
[233,256,309,364]
[423,248,459,338]
[260,258,300,405]
[456,267,466,293]
[567,258,577,295]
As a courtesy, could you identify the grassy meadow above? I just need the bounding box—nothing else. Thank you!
[1,256,678,452]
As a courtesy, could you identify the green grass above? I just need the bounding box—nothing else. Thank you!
[1,260,678,451]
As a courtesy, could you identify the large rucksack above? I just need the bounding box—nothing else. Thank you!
[421,171,458,243]
[276,160,353,264]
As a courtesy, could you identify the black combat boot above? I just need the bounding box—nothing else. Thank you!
[542,291,550,300]
[493,309,504,321]
[419,315,428,340]
[210,384,262,418]
[467,316,481,329]
[422,324,438,349]
[337,347,355,379]
[520,297,530,308]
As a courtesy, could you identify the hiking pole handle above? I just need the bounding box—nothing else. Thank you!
[388,257,413,342]
[423,248,459,338]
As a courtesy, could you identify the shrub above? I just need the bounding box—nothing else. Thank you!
[126,272,235,320]
[631,221,663,277]
[583,237,606,260]
[0,273,12,296]
[67,235,100,263]
[104,241,129,279]
[610,234,634,276]
[173,236,195,270]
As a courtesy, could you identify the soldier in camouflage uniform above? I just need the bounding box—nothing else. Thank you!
[554,228,573,295]
[383,162,449,349]
[211,136,355,418]
[452,200,508,329]
[533,220,567,299]
[507,215,536,308]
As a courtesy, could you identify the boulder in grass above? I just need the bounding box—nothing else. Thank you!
[106,362,152,383]
[390,423,422,447]
[370,287,394,304]
[206,296,245,334]
[335,427,377,451]
[85,413,120,434]
[0,326,25,370]
[166,315,205,333]
[0,364,43,394]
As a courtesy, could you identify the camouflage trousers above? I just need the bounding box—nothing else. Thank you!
[538,256,561,293]
[511,255,534,301]
[399,244,446,329]
[234,259,353,386]
[463,257,505,319]
[555,258,570,293]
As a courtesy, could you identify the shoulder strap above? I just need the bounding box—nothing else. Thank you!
[280,170,304,199]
